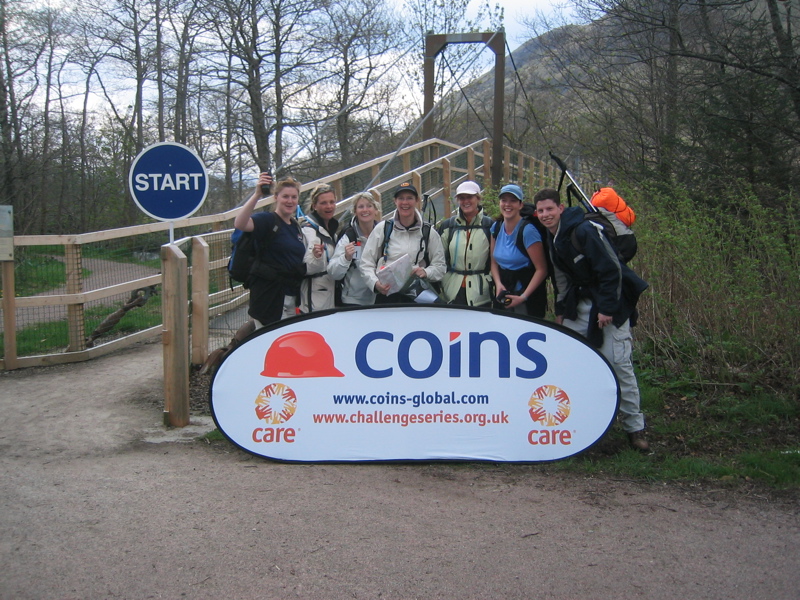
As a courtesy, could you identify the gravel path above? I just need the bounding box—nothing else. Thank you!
[0,341,797,599]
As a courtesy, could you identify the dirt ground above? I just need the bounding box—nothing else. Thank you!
[1,341,798,600]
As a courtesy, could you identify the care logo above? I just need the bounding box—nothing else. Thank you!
[250,331,344,444]
[528,384,571,426]
[255,383,298,424]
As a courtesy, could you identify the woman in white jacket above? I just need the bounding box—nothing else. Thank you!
[327,192,380,305]
[300,184,339,313]
[359,183,446,304]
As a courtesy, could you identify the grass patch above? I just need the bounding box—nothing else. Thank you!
[1,295,163,356]
[10,253,90,297]
[541,378,800,490]
[201,429,226,442]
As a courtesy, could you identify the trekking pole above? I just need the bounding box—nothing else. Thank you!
[549,153,597,213]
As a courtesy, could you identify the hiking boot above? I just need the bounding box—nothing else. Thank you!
[627,430,650,452]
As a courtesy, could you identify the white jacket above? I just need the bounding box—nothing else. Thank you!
[327,218,377,305]
[359,211,446,293]
[299,214,337,313]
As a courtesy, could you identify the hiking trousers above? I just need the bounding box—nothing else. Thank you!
[562,298,646,433]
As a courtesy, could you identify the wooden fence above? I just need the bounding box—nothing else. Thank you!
[2,138,582,424]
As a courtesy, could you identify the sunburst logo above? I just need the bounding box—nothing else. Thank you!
[528,385,571,426]
[254,383,298,424]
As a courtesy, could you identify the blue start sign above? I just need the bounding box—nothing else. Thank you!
[129,142,208,221]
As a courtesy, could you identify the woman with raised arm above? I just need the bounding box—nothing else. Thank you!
[233,173,306,328]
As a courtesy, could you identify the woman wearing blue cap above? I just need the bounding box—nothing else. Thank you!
[489,183,549,317]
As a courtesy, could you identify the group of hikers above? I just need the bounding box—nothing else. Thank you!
[229,173,650,452]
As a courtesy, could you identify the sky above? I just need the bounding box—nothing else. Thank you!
[465,0,563,51]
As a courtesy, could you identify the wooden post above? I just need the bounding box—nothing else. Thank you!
[518,154,525,186]
[482,140,492,183]
[371,164,381,186]
[504,147,511,182]
[65,243,86,352]
[332,179,343,205]
[402,151,411,175]
[161,244,190,427]
[1,260,17,370]
[412,171,423,201]
[191,237,210,366]
[467,147,476,181]
[442,158,452,218]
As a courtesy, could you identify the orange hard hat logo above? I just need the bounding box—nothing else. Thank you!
[261,331,344,378]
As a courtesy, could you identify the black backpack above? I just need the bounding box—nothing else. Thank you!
[228,229,259,289]
[227,217,302,288]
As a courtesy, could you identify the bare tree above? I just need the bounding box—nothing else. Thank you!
[311,0,401,167]
[519,0,799,192]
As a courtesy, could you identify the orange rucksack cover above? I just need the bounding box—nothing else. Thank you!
[590,188,636,227]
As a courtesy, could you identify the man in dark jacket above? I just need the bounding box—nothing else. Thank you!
[534,188,650,452]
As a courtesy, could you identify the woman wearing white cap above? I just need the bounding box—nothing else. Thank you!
[436,180,494,306]
[489,183,549,317]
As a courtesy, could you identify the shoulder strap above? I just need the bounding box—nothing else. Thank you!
[381,219,394,263]
[514,219,533,265]
[421,223,431,266]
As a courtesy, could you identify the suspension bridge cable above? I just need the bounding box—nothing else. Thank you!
[441,53,494,139]
[362,31,502,194]
[505,39,552,154]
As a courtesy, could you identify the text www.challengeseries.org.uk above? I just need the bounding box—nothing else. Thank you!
[314,390,506,427]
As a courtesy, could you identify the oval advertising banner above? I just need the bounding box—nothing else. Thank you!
[210,306,620,462]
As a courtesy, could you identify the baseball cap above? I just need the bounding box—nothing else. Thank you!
[499,184,524,201]
[393,182,419,198]
[455,181,481,196]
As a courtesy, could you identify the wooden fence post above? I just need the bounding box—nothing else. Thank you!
[442,158,452,218]
[482,140,492,181]
[191,236,210,366]
[65,243,86,352]
[467,147,476,181]
[1,260,17,370]
[161,243,190,427]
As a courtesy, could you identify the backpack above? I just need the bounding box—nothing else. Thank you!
[437,214,493,274]
[382,219,433,267]
[591,187,635,227]
[228,229,259,289]
[227,216,301,288]
[572,209,637,263]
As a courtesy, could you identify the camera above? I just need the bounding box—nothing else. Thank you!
[496,290,512,306]
[260,173,272,196]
